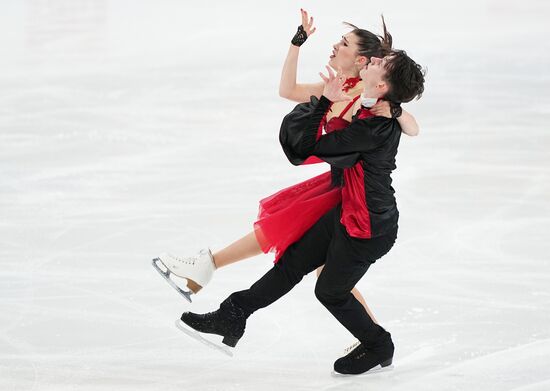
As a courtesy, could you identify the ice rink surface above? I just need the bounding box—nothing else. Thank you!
[1,0,549,390]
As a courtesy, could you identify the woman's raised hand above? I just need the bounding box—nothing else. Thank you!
[319,66,352,103]
[291,9,315,46]
[300,9,316,37]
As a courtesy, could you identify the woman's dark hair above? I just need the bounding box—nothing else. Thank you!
[382,50,426,103]
[343,15,393,60]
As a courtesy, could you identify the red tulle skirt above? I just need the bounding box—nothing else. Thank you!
[253,171,342,263]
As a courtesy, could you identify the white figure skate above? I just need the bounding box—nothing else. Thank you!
[152,249,216,303]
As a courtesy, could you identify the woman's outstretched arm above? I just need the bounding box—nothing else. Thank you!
[279,9,324,102]
[370,101,420,136]
[396,109,420,136]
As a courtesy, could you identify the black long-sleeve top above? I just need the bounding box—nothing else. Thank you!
[280,95,402,238]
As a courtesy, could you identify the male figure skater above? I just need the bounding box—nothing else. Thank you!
[178,51,425,375]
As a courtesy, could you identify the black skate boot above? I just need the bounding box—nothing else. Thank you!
[333,332,394,375]
[179,298,247,348]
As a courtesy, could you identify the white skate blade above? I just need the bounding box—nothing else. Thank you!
[174,319,234,357]
[152,258,193,303]
[331,364,394,377]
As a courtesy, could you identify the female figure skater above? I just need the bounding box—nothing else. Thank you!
[153,10,418,326]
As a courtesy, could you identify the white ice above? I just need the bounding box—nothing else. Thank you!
[1,1,550,390]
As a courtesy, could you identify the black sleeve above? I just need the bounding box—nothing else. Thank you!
[298,96,387,161]
[279,96,389,169]
[279,98,321,166]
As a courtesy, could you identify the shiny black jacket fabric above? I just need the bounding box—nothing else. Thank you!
[279,95,402,236]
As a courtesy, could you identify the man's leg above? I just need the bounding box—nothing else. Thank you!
[227,205,339,316]
[315,227,397,343]
[314,222,398,373]
[179,205,340,346]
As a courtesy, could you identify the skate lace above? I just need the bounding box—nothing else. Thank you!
[346,343,367,360]
[174,249,210,266]
[344,340,361,355]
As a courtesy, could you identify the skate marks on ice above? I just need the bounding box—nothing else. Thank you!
[174,319,234,357]
[151,258,193,303]
[381,339,550,390]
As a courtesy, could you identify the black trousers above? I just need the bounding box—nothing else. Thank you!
[227,204,398,347]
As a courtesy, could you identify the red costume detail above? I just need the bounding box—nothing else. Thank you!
[342,76,361,92]
[302,96,360,165]
[340,106,375,238]
[254,90,365,262]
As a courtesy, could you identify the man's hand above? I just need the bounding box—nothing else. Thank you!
[319,66,352,103]
[370,101,391,118]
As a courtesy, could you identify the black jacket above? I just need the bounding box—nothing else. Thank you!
[280,95,401,237]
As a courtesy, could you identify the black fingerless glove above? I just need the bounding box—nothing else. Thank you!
[390,103,402,118]
[291,25,308,47]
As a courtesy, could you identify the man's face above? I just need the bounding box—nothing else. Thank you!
[359,56,390,93]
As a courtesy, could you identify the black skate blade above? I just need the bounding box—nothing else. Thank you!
[152,258,193,303]
[174,319,234,357]
[331,363,394,377]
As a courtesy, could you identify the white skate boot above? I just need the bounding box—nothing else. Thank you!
[152,249,216,303]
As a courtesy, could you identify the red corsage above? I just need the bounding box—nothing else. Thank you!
[356,108,374,120]
[342,77,361,93]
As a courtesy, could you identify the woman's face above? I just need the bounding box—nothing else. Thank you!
[329,32,366,75]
